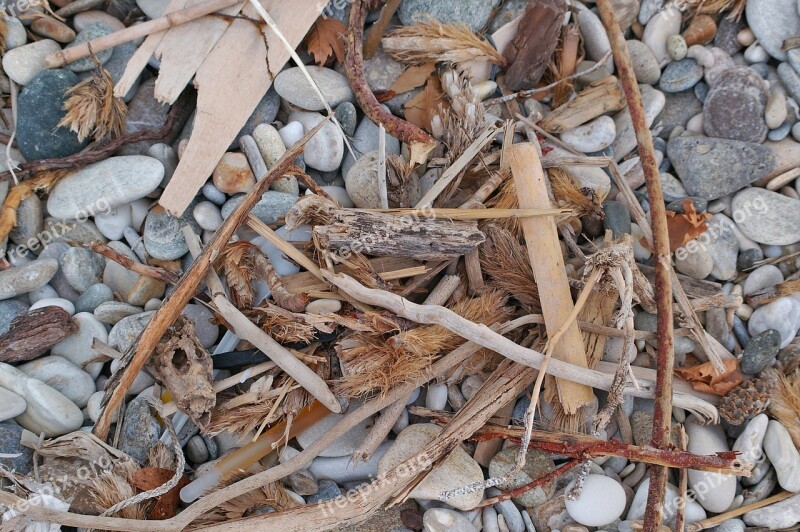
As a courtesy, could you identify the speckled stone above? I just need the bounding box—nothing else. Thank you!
[659,59,703,92]
[64,23,113,72]
[740,329,782,374]
[118,397,161,464]
[703,67,769,143]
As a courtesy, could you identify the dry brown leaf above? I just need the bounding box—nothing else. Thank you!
[130,467,189,520]
[675,358,743,396]
[389,62,436,94]
[404,73,445,132]
[304,17,347,66]
[665,198,712,252]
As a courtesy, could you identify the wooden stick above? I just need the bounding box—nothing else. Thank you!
[92,119,328,440]
[182,228,339,413]
[45,0,242,68]
[88,241,181,285]
[685,492,794,531]
[594,2,675,530]
[325,272,718,420]
[674,424,688,532]
[507,142,594,414]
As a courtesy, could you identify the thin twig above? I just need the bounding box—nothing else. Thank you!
[87,241,181,284]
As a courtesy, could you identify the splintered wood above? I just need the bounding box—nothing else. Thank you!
[507,143,595,414]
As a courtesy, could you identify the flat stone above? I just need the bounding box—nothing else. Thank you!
[181,303,218,349]
[306,479,342,504]
[274,66,353,111]
[628,478,706,525]
[577,7,612,64]
[684,14,717,46]
[65,23,113,72]
[103,241,166,306]
[0,259,58,301]
[685,416,738,512]
[0,387,27,423]
[3,17,27,51]
[560,115,616,153]
[398,0,500,32]
[764,419,800,491]
[18,356,95,408]
[732,187,800,245]
[73,11,126,33]
[655,90,703,139]
[488,447,556,507]
[703,68,769,143]
[94,301,143,324]
[675,238,714,279]
[627,39,661,85]
[47,156,164,219]
[9,195,43,247]
[705,215,740,281]
[378,423,483,510]
[732,414,769,474]
[288,111,344,172]
[118,397,161,464]
[221,191,298,225]
[0,421,34,474]
[745,0,800,61]
[61,247,105,293]
[2,39,62,85]
[16,69,89,161]
[612,84,665,161]
[31,17,75,43]
[642,6,682,65]
[744,492,800,528]
[667,136,774,200]
[659,59,703,92]
[0,362,83,437]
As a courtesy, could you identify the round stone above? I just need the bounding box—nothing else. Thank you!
[745,0,800,61]
[274,66,354,112]
[75,283,114,313]
[703,67,769,143]
[1,39,62,85]
[659,59,703,92]
[288,111,344,172]
[565,474,626,527]
[212,152,255,195]
[667,34,688,61]
[94,301,144,324]
[193,201,223,232]
[143,205,201,260]
[627,39,661,85]
[344,151,383,208]
[61,247,105,293]
[18,356,95,408]
[0,259,58,301]
[64,23,113,72]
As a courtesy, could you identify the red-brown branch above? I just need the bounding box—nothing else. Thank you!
[345,0,434,145]
[88,242,181,285]
[594,2,675,530]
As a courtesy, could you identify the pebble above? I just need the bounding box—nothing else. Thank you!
[577,7,612,64]
[47,156,164,219]
[0,387,27,423]
[202,181,227,206]
[306,479,342,504]
[334,101,358,137]
[666,34,688,61]
[628,477,706,525]
[221,191,298,225]
[212,152,255,194]
[274,66,353,111]
[744,491,800,528]
[732,414,768,473]
[87,391,113,423]
[780,60,800,105]
[667,136,774,200]
[143,205,201,261]
[711,519,746,532]
[193,201,224,232]
[745,0,800,61]
[296,407,371,458]
[743,265,784,296]
[342,111,401,177]
[0,421,34,474]
[3,17,26,51]
[75,283,114,313]
[308,442,390,483]
[685,416,737,512]
[627,39,661,85]
[73,11,126,33]
[0,300,27,335]
[560,116,617,153]
[61,247,105,293]
[675,239,714,279]
[763,419,800,491]
[94,301,144,324]
[488,447,556,507]
[603,200,632,237]
[0,362,83,437]
[305,298,342,315]
[425,383,448,410]
[16,69,89,161]
[109,358,154,396]
[732,188,800,245]
[108,311,155,353]
[103,242,165,306]
[18,356,95,409]
[31,17,75,43]
[0,259,58,301]
[64,23,113,72]
[288,111,344,172]
[398,0,499,32]
[2,39,63,87]
[51,312,108,379]
[684,14,716,46]
[660,59,703,93]
[423,508,479,532]
[378,424,483,510]
[657,90,703,139]
[564,474,626,527]
[278,121,304,149]
[703,68,769,143]
[345,151,385,208]
[95,205,133,241]
[641,6,682,65]
[118,397,161,464]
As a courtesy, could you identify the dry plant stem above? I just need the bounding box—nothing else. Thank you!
[674,424,688,532]
[746,277,800,307]
[685,491,793,531]
[182,228,338,413]
[363,0,402,59]
[594,3,675,530]
[483,50,613,107]
[352,396,408,463]
[346,0,434,146]
[413,407,747,474]
[88,241,181,284]
[93,120,327,440]
[44,0,242,68]
[326,273,719,419]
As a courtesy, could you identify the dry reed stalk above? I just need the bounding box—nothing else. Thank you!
[382,21,506,68]
[58,60,127,143]
[0,170,72,242]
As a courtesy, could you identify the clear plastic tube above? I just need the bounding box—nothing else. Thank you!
[180,400,331,502]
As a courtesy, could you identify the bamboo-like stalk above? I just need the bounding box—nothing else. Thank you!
[45,0,242,68]
[593,2,675,530]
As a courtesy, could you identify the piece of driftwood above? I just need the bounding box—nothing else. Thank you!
[508,142,595,415]
[0,307,76,363]
[88,241,181,284]
[158,0,327,216]
[685,492,794,531]
[313,208,486,261]
[413,408,749,475]
[44,0,241,68]
[636,263,721,298]
[502,0,566,91]
[540,76,627,133]
[93,120,327,440]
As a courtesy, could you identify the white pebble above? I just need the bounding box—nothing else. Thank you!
[565,474,626,526]
[306,298,341,315]
[95,205,132,241]
[744,43,769,64]
[278,121,305,150]
[29,297,75,315]
[192,201,224,231]
[425,383,448,410]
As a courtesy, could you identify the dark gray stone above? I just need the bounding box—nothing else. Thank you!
[694,81,709,102]
[16,69,89,161]
[75,283,114,313]
[511,396,530,426]
[667,136,775,200]
[666,197,707,213]
[737,247,764,271]
[119,397,161,464]
[656,90,703,139]
[0,300,28,335]
[659,59,703,93]
[143,202,201,261]
[118,77,171,155]
[0,421,34,474]
[306,479,342,504]
[65,23,113,72]
[603,200,631,237]
[703,67,768,143]
[714,17,746,56]
[732,315,751,348]
[741,329,782,374]
[335,101,357,137]
[231,87,281,149]
[398,0,500,31]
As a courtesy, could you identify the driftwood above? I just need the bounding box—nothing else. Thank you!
[313,208,486,261]
[0,307,76,363]
[540,76,627,133]
[502,0,566,90]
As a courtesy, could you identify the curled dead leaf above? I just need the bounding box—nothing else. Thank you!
[675,358,743,396]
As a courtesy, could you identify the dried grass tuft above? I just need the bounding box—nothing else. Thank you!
[247,305,318,344]
[284,195,336,230]
[480,224,541,313]
[766,367,800,448]
[58,64,127,143]
[382,20,506,68]
[196,471,300,525]
[86,461,147,520]
[678,0,746,20]
[0,170,72,243]
[216,241,259,309]
[549,167,602,222]
[483,176,520,235]
[147,441,176,471]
